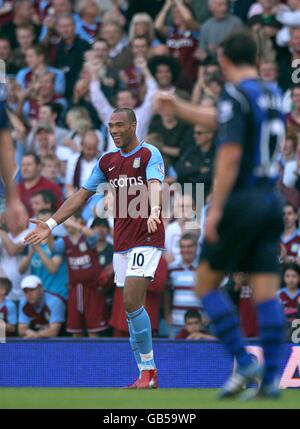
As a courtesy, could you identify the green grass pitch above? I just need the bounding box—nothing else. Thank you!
[0,388,299,409]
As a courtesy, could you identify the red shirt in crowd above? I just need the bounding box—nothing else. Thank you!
[18,176,64,217]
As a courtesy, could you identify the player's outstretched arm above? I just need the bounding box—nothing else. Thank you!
[25,188,94,245]
[155,92,217,131]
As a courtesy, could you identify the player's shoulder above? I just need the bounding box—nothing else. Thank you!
[98,148,120,167]
[44,291,65,307]
[3,298,16,311]
[140,142,163,160]
[221,83,251,113]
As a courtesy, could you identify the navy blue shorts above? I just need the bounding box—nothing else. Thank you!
[199,188,283,273]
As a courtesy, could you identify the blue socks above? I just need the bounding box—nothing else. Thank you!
[256,299,284,386]
[127,306,156,370]
[202,290,252,368]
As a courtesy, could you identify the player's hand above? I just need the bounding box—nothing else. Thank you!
[204,206,222,243]
[147,206,161,233]
[155,91,177,116]
[24,219,51,245]
[5,197,28,235]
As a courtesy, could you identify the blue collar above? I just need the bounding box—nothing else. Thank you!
[120,141,144,158]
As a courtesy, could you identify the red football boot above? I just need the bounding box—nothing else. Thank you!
[126,369,158,389]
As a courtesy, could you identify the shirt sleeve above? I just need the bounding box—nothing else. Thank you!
[7,301,17,325]
[0,99,9,129]
[52,238,66,255]
[146,146,165,182]
[217,89,247,147]
[82,158,107,193]
[49,297,66,324]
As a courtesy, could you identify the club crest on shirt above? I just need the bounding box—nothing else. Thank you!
[79,242,88,252]
[158,162,165,174]
[133,157,141,168]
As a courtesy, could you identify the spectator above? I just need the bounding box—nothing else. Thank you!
[165,233,202,337]
[286,86,300,135]
[224,272,258,338]
[165,193,200,264]
[191,61,222,105]
[0,277,17,336]
[119,36,151,103]
[27,102,69,149]
[280,203,300,265]
[176,124,215,199]
[26,123,56,157]
[55,14,90,98]
[29,189,56,217]
[19,209,69,299]
[277,27,300,92]
[199,0,243,60]
[41,154,63,187]
[65,130,100,195]
[155,0,200,81]
[85,38,120,101]
[18,153,64,217]
[128,12,163,49]
[176,309,215,340]
[75,0,102,45]
[0,0,13,26]
[149,112,192,167]
[90,217,113,269]
[0,37,19,76]
[101,20,128,65]
[88,57,157,152]
[148,54,190,97]
[110,256,168,337]
[16,45,65,96]
[276,0,300,47]
[18,274,66,338]
[0,0,40,50]
[11,24,36,71]
[54,214,109,337]
[279,128,300,207]
[0,223,29,304]
[277,263,300,338]
[259,59,278,83]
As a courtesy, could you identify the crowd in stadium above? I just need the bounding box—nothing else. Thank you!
[0,0,300,340]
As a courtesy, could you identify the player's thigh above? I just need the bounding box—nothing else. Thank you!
[124,247,162,312]
[113,252,128,287]
[126,246,162,280]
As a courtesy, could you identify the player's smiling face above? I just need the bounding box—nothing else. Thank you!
[108,112,136,149]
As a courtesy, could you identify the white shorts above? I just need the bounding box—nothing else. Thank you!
[113,246,163,287]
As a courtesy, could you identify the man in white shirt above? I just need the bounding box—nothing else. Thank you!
[65,130,100,196]
[87,58,158,152]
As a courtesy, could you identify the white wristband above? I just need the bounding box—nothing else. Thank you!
[45,218,58,231]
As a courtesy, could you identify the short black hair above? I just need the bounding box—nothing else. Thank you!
[220,30,257,67]
[283,263,300,277]
[32,189,56,211]
[24,152,41,165]
[184,309,202,323]
[180,233,198,246]
[148,55,181,85]
[0,277,12,295]
[112,108,137,124]
[283,202,298,213]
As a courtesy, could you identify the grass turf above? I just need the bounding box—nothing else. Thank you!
[0,388,299,409]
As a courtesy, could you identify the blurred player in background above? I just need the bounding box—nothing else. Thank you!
[0,80,27,232]
[156,30,286,399]
[24,108,165,389]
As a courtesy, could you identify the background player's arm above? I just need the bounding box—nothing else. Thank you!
[25,188,94,245]
[155,92,217,131]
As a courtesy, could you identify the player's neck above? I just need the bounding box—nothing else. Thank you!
[229,67,258,85]
[121,138,140,155]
